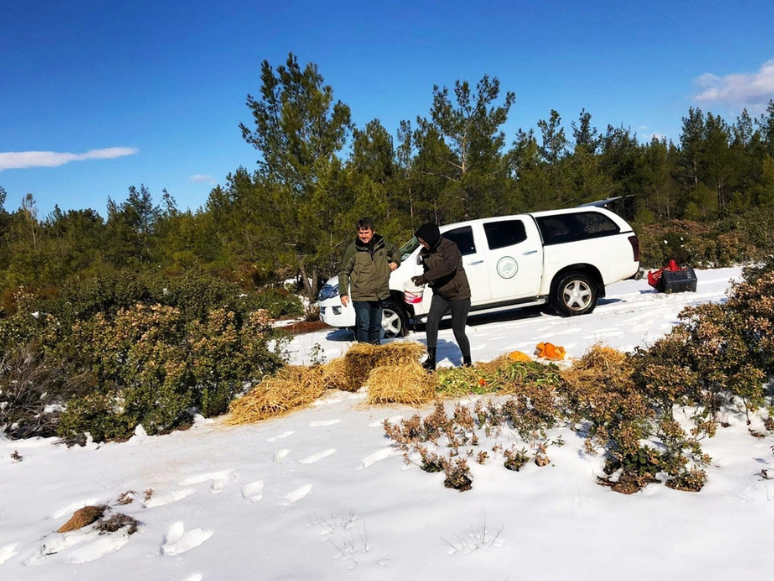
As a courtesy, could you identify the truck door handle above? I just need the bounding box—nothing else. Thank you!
[522,250,538,255]
[469,260,484,265]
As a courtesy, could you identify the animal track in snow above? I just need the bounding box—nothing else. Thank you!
[0,543,19,564]
[280,484,313,506]
[267,430,294,442]
[310,419,341,427]
[357,448,395,470]
[144,488,197,508]
[274,449,290,462]
[241,480,264,501]
[67,531,131,564]
[181,469,233,493]
[50,499,99,519]
[161,522,214,556]
[299,449,336,464]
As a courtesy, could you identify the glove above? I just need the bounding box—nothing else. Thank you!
[411,275,427,286]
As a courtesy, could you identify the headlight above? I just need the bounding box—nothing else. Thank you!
[318,284,340,301]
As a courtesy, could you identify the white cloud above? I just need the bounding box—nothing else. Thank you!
[694,58,774,108]
[0,147,139,171]
[189,174,216,184]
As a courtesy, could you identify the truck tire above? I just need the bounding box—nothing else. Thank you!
[381,298,409,338]
[554,272,598,316]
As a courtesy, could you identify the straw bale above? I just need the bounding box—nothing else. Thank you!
[366,362,435,405]
[319,358,348,391]
[227,365,326,425]
[339,342,426,392]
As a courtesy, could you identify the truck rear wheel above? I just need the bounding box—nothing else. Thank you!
[554,272,598,316]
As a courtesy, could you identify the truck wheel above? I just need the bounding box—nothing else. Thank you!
[381,299,409,338]
[554,272,598,316]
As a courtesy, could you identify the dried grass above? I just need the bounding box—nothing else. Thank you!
[561,344,633,388]
[227,342,426,424]
[366,362,435,405]
[226,365,327,425]
[338,342,426,392]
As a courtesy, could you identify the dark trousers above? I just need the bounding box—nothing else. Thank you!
[425,294,471,358]
[353,300,383,344]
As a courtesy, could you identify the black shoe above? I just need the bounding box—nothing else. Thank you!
[423,348,436,372]
[462,355,472,367]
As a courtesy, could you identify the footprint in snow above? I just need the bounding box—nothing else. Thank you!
[280,484,313,506]
[274,449,290,463]
[267,430,294,442]
[309,419,341,427]
[180,469,233,493]
[299,449,336,464]
[144,488,197,508]
[0,543,19,565]
[180,575,203,581]
[161,522,214,556]
[23,531,93,565]
[241,481,264,502]
[67,531,131,564]
[357,448,395,470]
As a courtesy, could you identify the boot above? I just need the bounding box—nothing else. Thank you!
[423,348,436,372]
[462,355,472,368]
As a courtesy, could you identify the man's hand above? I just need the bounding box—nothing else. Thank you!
[341,295,350,307]
[411,275,427,286]
[389,262,398,271]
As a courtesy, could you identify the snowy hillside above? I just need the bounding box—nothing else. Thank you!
[2,266,773,581]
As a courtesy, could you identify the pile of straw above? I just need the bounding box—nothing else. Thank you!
[227,342,427,425]
[227,365,328,425]
[365,362,435,405]
[337,342,426,392]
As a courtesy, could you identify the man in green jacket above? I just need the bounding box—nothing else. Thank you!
[338,218,400,344]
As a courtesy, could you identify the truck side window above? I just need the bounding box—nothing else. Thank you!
[443,226,476,256]
[484,220,527,250]
[537,212,620,245]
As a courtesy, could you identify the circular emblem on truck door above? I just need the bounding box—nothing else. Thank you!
[496,256,519,279]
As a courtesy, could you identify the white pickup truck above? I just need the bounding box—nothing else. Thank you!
[318,206,640,337]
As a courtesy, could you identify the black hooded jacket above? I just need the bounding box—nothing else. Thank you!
[415,223,471,301]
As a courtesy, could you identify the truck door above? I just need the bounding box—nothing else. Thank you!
[482,218,543,301]
[442,225,491,305]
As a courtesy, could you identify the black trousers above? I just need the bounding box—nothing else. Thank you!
[425,294,471,359]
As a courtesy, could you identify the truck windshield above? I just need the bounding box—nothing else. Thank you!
[397,237,420,262]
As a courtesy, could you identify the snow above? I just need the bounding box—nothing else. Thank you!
[2,266,773,580]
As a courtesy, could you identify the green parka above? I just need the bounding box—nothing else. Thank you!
[338,234,400,301]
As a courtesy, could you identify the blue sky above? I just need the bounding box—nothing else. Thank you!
[1,0,773,216]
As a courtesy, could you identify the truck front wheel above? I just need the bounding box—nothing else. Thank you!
[554,272,598,316]
[381,299,409,338]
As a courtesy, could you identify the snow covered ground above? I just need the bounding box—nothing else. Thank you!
[2,266,773,581]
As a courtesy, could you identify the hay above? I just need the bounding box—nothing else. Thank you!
[560,344,633,391]
[473,355,512,375]
[365,362,435,405]
[227,365,327,425]
[226,342,426,424]
[338,342,426,392]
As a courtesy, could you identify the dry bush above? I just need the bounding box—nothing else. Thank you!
[96,513,141,535]
[366,362,435,405]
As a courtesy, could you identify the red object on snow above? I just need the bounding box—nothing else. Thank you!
[647,259,681,289]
